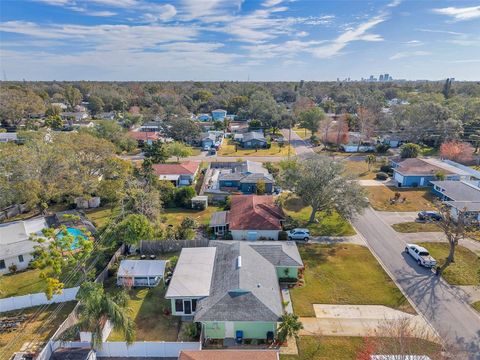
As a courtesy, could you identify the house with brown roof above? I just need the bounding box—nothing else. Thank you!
[210,195,285,240]
[152,161,200,187]
[128,130,160,146]
[179,350,279,360]
[391,157,475,188]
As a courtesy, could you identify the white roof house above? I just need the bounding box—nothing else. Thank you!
[117,260,167,287]
[165,247,216,298]
[0,217,48,274]
[0,133,18,143]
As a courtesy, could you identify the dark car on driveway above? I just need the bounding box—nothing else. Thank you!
[417,211,442,222]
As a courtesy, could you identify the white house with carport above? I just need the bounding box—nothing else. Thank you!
[117,259,166,287]
[0,217,48,274]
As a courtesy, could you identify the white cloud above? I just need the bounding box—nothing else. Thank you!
[180,0,242,19]
[386,0,402,8]
[262,0,283,7]
[403,40,423,47]
[311,15,386,58]
[432,6,480,21]
[389,50,430,60]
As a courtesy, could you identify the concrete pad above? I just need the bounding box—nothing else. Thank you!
[376,211,419,225]
[358,179,393,187]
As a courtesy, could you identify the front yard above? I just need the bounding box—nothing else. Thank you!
[366,186,436,212]
[218,139,293,156]
[0,268,46,298]
[280,194,355,237]
[417,243,480,286]
[106,279,180,341]
[290,244,414,317]
[0,302,76,355]
[281,336,366,360]
[343,160,380,180]
[391,222,441,233]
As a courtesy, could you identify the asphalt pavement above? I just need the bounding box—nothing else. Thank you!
[353,207,480,359]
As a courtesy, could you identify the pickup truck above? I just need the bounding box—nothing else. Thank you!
[404,243,437,268]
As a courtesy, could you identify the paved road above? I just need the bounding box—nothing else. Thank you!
[353,207,480,359]
[281,128,314,156]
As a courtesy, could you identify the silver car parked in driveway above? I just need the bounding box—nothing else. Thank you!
[288,228,310,241]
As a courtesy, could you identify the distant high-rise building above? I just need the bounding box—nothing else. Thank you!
[379,74,384,81]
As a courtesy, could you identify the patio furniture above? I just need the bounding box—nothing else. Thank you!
[235,330,243,344]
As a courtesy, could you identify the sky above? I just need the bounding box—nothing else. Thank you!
[0,0,479,81]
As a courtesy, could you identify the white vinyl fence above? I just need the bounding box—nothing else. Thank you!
[0,287,79,313]
[50,341,201,358]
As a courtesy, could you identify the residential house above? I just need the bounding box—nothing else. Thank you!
[50,102,68,110]
[431,180,480,223]
[237,132,268,149]
[200,133,217,149]
[197,114,212,122]
[0,132,18,143]
[219,173,274,194]
[128,131,160,146]
[179,350,279,360]
[117,260,166,287]
[210,195,284,240]
[152,161,200,187]
[212,109,227,121]
[0,217,48,274]
[165,241,303,342]
[391,157,475,188]
[340,132,375,153]
[61,112,88,122]
[96,112,115,120]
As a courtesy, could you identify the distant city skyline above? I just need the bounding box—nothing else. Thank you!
[0,0,479,81]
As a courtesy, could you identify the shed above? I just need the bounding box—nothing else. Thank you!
[117,259,166,287]
[191,195,208,210]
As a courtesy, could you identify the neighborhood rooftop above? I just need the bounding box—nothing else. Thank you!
[152,161,199,176]
[165,247,217,298]
[228,195,284,231]
[393,157,473,176]
[117,260,166,278]
[431,180,480,202]
[0,217,47,259]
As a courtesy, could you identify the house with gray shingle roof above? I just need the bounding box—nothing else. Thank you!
[236,132,268,149]
[431,180,480,223]
[165,240,303,343]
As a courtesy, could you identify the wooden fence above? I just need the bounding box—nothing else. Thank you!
[140,238,210,254]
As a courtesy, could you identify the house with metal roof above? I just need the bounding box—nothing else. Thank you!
[391,157,476,188]
[431,180,480,223]
[0,217,48,274]
[165,241,303,343]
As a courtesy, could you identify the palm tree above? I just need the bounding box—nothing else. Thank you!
[76,282,136,348]
[277,313,303,343]
[365,154,377,172]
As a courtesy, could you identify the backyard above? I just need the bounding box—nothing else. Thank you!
[0,302,76,355]
[0,268,46,298]
[281,336,366,360]
[106,278,180,341]
[280,194,355,237]
[365,186,436,212]
[218,139,293,156]
[290,244,414,317]
[391,222,441,233]
[417,242,480,285]
[161,205,222,226]
[85,205,120,228]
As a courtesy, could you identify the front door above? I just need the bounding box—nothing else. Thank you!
[184,300,192,315]
[225,322,234,338]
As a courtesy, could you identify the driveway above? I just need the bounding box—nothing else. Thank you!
[281,128,314,156]
[353,207,480,358]
[300,305,436,339]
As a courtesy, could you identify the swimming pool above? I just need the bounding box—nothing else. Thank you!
[56,227,88,250]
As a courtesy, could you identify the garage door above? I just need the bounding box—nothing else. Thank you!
[247,231,258,241]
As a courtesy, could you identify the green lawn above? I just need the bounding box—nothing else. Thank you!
[0,268,46,298]
[472,301,480,313]
[218,139,293,156]
[343,160,380,180]
[293,127,310,140]
[0,302,76,355]
[280,194,355,237]
[281,336,366,360]
[161,206,222,226]
[85,205,120,228]
[366,186,435,212]
[391,222,441,233]
[417,242,480,285]
[107,281,180,341]
[290,244,414,317]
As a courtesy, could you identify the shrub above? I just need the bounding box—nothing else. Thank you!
[225,232,233,240]
[8,264,17,273]
[174,186,196,208]
[380,164,392,174]
[400,143,421,158]
[278,231,288,240]
[168,255,179,270]
[376,172,389,180]
[376,143,390,153]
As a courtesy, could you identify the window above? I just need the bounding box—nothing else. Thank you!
[18,255,24,263]
[175,299,184,313]
[0,260,5,270]
[192,299,197,312]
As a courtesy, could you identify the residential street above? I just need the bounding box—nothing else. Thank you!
[280,128,314,156]
[353,207,480,359]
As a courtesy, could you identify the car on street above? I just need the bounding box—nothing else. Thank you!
[404,243,437,268]
[288,228,310,241]
[417,211,442,222]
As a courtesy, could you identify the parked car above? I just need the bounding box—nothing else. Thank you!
[288,228,310,241]
[209,148,217,155]
[404,243,437,268]
[417,211,442,222]
[203,145,211,151]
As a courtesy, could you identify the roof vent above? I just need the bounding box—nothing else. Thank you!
[236,256,242,269]
[257,283,261,288]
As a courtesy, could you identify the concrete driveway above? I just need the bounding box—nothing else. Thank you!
[353,207,480,358]
[299,304,436,340]
[376,211,419,225]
